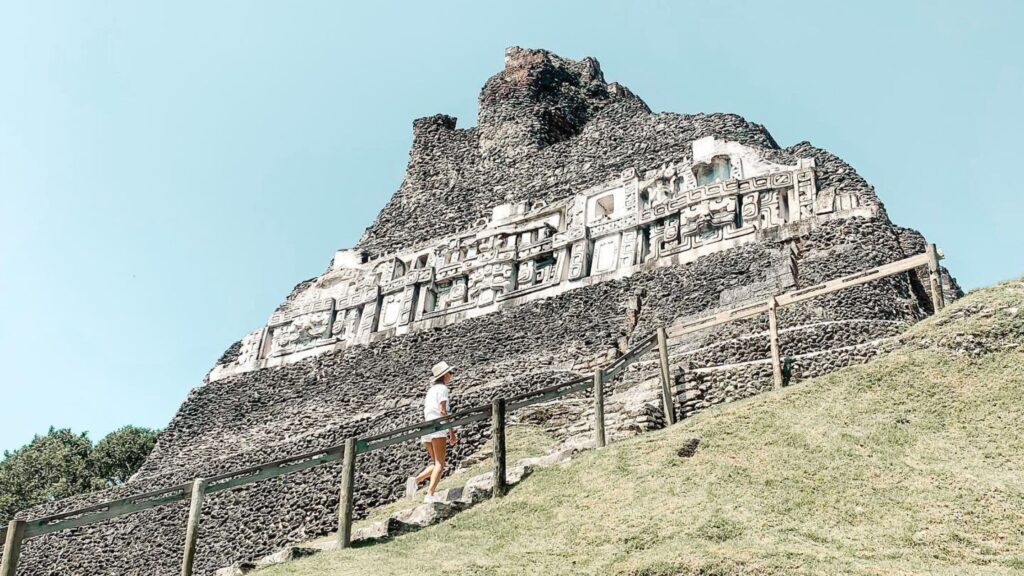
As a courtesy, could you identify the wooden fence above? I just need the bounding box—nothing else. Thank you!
[0,245,945,576]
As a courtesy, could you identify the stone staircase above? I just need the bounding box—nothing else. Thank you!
[214,447,577,575]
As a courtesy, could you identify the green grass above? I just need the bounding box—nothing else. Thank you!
[260,279,1024,576]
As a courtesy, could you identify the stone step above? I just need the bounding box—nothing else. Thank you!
[217,447,577,573]
[214,545,321,575]
[392,501,461,530]
[512,447,573,469]
[351,517,400,543]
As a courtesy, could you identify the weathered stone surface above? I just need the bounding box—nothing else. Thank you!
[5,47,962,576]
[213,565,251,576]
[461,472,495,498]
[392,502,460,531]
[515,448,574,468]
[352,518,396,544]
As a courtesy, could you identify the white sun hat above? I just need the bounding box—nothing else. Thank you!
[431,361,454,382]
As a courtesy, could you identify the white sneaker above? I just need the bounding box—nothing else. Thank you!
[405,477,418,499]
[423,493,439,504]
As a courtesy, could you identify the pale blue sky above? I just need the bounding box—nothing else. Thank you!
[1,0,1021,454]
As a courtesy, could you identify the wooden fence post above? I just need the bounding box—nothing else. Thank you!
[926,243,945,313]
[0,520,25,576]
[491,398,507,498]
[656,327,676,425]
[593,369,606,448]
[180,478,206,576]
[337,437,357,549]
[768,297,783,390]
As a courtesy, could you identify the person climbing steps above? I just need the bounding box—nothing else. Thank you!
[406,361,458,502]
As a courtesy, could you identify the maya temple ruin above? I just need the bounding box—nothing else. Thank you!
[6,48,960,575]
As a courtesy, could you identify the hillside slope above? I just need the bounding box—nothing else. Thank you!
[260,278,1024,576]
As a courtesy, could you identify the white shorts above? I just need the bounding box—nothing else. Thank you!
[420,430,447,443]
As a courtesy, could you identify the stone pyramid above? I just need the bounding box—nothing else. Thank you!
[13,47,958,576]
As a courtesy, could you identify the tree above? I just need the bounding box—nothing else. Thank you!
[0,426,159,523]
[0,428,93,523]
[88,426,158,489]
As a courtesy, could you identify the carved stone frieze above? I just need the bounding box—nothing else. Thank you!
[210,137,877,379]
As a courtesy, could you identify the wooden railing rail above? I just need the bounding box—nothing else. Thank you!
[358,402,493,446]
[205,446,346,495]
[22,482,192,539]
[0,246,945,576]
[356,409,494,454]
[507,376,592,411]
[604,333,658,381]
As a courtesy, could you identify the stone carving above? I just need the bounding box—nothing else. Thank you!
[739,193,758,229]
[355,295,379,344]
[619,230,638,268]
[210,137,877,379]
[568,240,588,280]
[432,283,451,311]
[662,214,680,252]
[265,299,335,356]
[517,259,536,286]
[834,186,860,211]
[759,190,784,228]
[378,293,403,330]
[450,276,468,304]
[644,177,671,207]
[268,298,334,327]
[331,307,360,340]
[222,329,265,369]
[269,311,333,357]
[592,235,620,274]
[535,256,558,285]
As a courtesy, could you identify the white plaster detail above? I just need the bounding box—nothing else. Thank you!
[207,138,876,382]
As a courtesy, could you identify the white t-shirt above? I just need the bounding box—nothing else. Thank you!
[423,383,450,421]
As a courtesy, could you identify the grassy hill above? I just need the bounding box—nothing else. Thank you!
[259,278,1024,576]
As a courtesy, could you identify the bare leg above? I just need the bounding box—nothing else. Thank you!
[426,437,447,495]
[415,442,435,484]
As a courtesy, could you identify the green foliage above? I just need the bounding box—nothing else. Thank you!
[0,425,157,523]
[89,426,159,489]
[0,428,92,523]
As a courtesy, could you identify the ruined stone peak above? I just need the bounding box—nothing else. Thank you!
[500,47,605,84]
[477,47,648,155]
[411,113,459,139]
